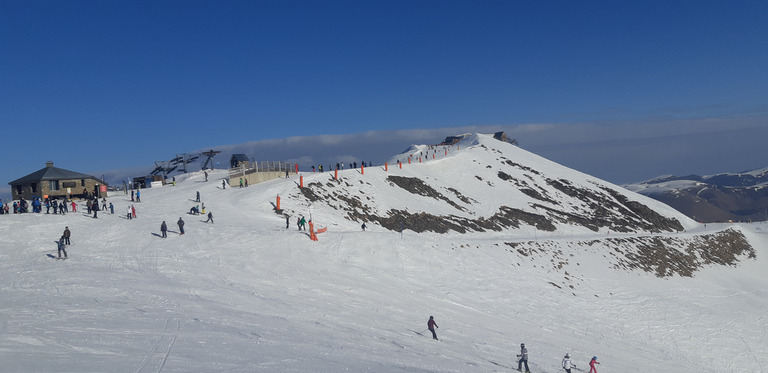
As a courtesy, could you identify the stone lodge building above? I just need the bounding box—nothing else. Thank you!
[8,161,106,200]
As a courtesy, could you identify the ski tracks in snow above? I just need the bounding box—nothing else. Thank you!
[134,317,180,373]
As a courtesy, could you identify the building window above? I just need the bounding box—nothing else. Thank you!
[31,183,37,193]
[49,180,60,191]
[81,179,85,186]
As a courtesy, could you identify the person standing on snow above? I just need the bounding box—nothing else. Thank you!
[126,205,133,220]
[285,215,290,229]
[160,221,167,238]
[517,343,529,373]
[177,217,185,235]
[589,356,600,373]
[132,205,137,219]
[135,189,140,202]
[63,226,71,245]
[562,353,575,373]
[299,216,307,231]
[427,316,439,340]
[222,180,226,189]
[206,211,214,223]
[57,235,68,259]
[196,191,200,202]
[70,200,77,212]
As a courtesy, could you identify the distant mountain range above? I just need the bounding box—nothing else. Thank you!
[625,168,768,223]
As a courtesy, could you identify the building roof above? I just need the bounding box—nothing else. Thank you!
[8,162,101,185]
[230,154,250,162]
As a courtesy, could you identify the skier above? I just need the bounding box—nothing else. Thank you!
[562,353,575,373]
[92,200,99,218]
[70,201,77,212]
[57,235,68,259]
[136,190,141,202]
[299,216,307,231]
[206,211,214,223]
[63,227,71,246]
[109,202,114,214]
[126,205,132,220]
[285,215,290,229]
[204,171,208,181]
[361,222,367,231]
[222,180,226,189]
[589,356,600,373]
[132,205,137,219]
[427,316,438,340]
[196,191,200,202]
[177,217,185,235]
[131,190,134,201]
[160,221,167,238]
[517,343,529,373]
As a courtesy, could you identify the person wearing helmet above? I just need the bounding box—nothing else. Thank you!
[427,316,438,340]
[589,356,600,373]
[516,343,529,372]
[562,353,575,373]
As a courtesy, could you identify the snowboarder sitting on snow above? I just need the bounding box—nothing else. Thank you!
[190,205,200,215]
[428,316,438,340]
[517,343,529,373]
[57,235,68,259]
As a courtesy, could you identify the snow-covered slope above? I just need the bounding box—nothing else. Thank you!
[1,133,766,372]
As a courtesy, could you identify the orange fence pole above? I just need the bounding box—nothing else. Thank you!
[334,169,338,180]
[276,195,280,210]
[361,165,364,175]
[385,162,388,171]
[300,176,303,188]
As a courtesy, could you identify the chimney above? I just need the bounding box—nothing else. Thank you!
[46,161,54,168]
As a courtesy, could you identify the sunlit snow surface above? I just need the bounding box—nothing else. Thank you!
[1,134,766,372]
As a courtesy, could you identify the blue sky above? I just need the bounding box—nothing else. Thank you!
[2,0,767,200]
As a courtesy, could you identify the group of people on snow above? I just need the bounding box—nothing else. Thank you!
[310,161,374,173]
[426,315,601,373]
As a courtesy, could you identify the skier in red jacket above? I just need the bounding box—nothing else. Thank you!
[589,356,600,373]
